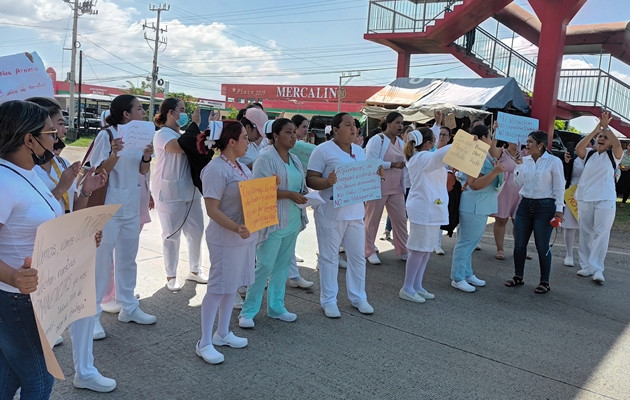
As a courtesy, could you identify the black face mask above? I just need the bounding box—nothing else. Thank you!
[31,137,55,166]
[53,138,66,152]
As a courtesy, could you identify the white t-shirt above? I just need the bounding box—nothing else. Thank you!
[307,140,366,221]
[0,160,63,293]
[239,141,263,167]
[152,126,199,203]
[89,126,142,219]
[575,150,621,202]
[34,157,77,212]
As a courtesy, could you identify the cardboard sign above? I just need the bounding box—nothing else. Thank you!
[30,204,120,379]
[0,52,54,103]
[565,184,578,221]
[333,159,381,208]
[238,176,279,232]
[495,112,539,144]
[117,120,156,155]
[442,133,490,177]
[289,141,316,171]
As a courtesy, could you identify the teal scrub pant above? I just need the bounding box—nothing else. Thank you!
[450,211,488,282]
[241,225,299,319]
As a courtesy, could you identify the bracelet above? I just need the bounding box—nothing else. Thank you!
[141,156,151,163]
[79,189,92,198]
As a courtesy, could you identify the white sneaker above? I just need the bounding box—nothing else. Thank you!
[475,244,482,251]
[339,246,345,253]
[54,336,63,346]
[466,275,486,287]
[592,270,605,282]
[271,312,297,322]
[166,278,181,291]
[367,253,381,265]
[577,268,593,277]
[101,300,121,314]
[73,372,116,393]
[451,280,476,293]
[233,295,244,309]
[118,307,156,325]
[399,288,425,303]
[186,271,208,284]
[434,246,445,255]
[212,331,248,348]
[564,256,574,267]
[237,286,247,295]
[196,341,224,364]
[338,257,348,269]
[416,289,435,300]
[323,304,341,318]
[295,254,305,262]
[238,316,255,328]
[93,319,106,340]
[401,253,408,261]
[288,277,314,289]
[353,300,374,314]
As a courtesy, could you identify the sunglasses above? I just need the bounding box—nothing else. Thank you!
[39,129,59,140]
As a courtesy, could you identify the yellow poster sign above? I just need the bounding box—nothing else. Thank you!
[565,184,579,221]
[442,132,490,177]
[238,176,279,233]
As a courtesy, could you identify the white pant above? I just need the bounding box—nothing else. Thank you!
[69,317,97,379]
[156,198,204,277]
[95,215,141,316]
[578,200,616,272]
[314,212,367,307]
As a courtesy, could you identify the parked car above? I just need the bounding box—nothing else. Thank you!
[74,112,101,130]
[308,115,333,145]
[61,110,70,127]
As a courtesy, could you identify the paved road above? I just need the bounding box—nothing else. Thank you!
[46,147,630,400]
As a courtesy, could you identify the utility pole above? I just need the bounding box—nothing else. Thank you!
[77,50,83,135]
[63,0,97,141]
[144,3,169,121]
[338,71,361,112]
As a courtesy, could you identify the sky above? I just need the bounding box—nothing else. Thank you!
[0,0,628,130]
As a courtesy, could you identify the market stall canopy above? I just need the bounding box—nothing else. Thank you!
[361,103,491,123]
[365,77,530,113]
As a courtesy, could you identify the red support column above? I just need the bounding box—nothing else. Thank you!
[528,0,587,147]
[396,51,411,78]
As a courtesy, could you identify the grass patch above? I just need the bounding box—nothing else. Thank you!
[614,199,630,231]
[65,135,96,147]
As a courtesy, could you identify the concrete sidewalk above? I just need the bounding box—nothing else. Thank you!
[47,147,630,400]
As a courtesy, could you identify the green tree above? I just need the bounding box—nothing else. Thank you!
[226,106,239,119]
[167,91,198,116]
[124,80,149,95]
[555,120,580,133]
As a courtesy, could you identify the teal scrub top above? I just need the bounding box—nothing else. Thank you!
[285,157,303,233]
[459,158,501,215]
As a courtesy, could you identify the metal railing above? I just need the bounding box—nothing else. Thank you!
[367,0,464,34]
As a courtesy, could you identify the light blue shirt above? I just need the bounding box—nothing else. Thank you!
[459,158,500,215]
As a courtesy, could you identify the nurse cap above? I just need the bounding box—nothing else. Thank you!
[263,120,274,139]
[407,129,423,145]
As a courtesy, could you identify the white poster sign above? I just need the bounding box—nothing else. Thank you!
[0,52,54,103]
[117,120,156,155]
[495,112,539,144]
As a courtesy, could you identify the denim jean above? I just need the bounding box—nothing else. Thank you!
[513,197,556,283]
[0,290,54,400]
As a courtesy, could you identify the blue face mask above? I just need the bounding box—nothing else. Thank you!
[176,112,188,127]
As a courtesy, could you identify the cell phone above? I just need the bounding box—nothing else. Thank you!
[567,142,575,160]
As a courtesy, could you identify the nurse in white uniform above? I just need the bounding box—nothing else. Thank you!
[89,94,156,339]
[306,112,382,318]
[152,98,208,291]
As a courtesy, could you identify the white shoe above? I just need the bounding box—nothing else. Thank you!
[323,304,341,318]
[237,286,247,295]
[475,244,482,250]
[118,307,156,325]
[367,253,381,265]
[564,256,574,267]
[451,280,476,293]
[352,300,374,314]
[466,275,486,287]
[54,336,63,346]
[401,253,408,261]
[212,331,248,348]
[338,257,348,269]
[271,312,297,322]
[416,289,435,300]
[186,271,208,284]
[288,277,314,289]
[238,316,255,328]
[233,295,244,309]
[196,341,224,364]
[73,373,116,393]
[434,246,445,255]
[399,288,425,303]
[577,268,593,277]
[166,278,181,291]
[592,270,605,282]
[93,319,106,340]
[295,254,305,262]
[101,300,121,314]
[339,246,345,253]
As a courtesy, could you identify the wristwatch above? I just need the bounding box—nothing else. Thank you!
[141,156,151,163]
[79,188,92,198]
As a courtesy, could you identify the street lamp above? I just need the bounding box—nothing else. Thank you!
[338,71,361,112]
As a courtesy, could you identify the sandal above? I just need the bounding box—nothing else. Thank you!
[495,250,504,260]
[505,276,524,287]
[534,282,550,294]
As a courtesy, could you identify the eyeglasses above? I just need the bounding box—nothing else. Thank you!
[39,129,59,140]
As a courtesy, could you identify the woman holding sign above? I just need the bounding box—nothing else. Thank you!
[307,112,382,318]
[0,101,115,397]
[89,94,156,339]
[505,131,565,294]
[196,120,254,364]
[239,118,309,328]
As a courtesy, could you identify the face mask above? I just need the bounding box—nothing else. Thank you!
[53,139,66,152]
[31,137,55,165]
[176,112,188,127]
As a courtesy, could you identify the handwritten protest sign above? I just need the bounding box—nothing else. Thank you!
[333,159,381,208]
[565,184,578,221]
[442,133,490,177]
[289,141,316,171]
[117,120,156,155]
[238,176,279,232]
[495,112,539,144]
[0,52,54,103]
[31,204,120,379]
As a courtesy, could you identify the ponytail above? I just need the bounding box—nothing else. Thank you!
[404,140,418,161]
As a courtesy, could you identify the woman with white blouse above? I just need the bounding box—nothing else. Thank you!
[574,112,622,282]
[505,131,565,294]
